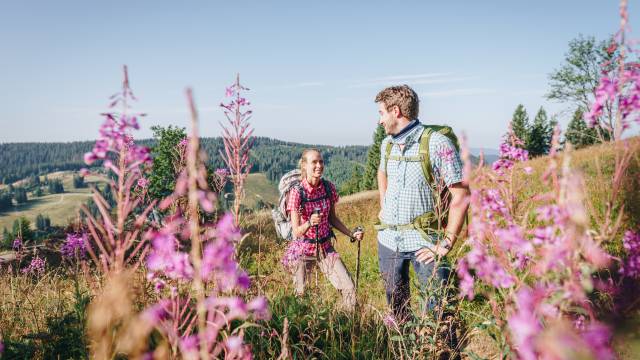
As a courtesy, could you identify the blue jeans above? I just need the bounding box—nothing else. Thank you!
[377,242,450,321]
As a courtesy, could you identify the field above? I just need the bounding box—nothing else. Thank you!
[0,171,278,232]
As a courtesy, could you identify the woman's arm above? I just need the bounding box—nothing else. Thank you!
[328,207,354,239]
[290,209,317,239]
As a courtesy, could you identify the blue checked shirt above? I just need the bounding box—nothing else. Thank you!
[378,121,464,252]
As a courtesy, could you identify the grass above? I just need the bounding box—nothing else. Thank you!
[243,172,279,208]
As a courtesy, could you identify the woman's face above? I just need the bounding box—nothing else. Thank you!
[304,151,324,180]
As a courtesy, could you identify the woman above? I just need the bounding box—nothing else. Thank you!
[285,148,364,310]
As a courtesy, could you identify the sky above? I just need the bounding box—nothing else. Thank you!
[0,0,637,149]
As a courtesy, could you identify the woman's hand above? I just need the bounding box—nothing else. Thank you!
[309,212,322,226]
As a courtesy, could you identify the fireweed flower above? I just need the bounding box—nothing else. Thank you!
[12,237,22,251]
[137,177,150,189]
[60,233,88,258]
[22,255,46,276]
[492,130,529,175]
[508,286,544,360]
[620,230,640,278]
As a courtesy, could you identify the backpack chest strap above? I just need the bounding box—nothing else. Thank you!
[385,154,426,162]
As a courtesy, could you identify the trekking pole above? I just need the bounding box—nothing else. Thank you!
[350,226,364,292]
[313,208,321,288]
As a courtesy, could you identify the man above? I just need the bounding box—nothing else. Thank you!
[375,85,469,322]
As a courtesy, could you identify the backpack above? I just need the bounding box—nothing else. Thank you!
[271,169,334,241]
[377,124,460,236]
[383,124,459,185]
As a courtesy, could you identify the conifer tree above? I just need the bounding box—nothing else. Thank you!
[360,125,386,190]
[526,107,553,157]
[564,109,598,149]
[511,104,530,146]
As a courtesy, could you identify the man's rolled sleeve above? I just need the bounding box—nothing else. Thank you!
[430,135,464,187]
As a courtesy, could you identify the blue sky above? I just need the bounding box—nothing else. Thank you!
[0,0,637,149]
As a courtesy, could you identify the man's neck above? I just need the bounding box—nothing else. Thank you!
[392,118,418,139]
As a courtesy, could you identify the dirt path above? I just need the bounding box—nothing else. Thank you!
[0,251,16,264]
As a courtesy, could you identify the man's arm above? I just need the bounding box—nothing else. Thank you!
[416,181,470,264]
[377,170,387,220]
[444,182,470,245]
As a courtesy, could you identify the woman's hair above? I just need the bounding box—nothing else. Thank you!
[299,148,322,180]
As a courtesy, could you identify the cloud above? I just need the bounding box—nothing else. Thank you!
[349,73,473,88]
[420,88,496,98]
[278,81,325,89]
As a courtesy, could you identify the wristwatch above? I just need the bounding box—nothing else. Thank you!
[439,235,453,250]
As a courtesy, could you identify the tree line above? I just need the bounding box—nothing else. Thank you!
[1,136,368,194]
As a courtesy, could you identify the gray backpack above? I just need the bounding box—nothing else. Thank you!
[271,169,333,240]
[272,169,303,241]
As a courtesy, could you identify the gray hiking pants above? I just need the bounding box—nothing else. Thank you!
[292,247,356,311]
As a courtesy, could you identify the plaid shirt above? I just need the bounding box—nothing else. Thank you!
[378,121,464,252]
[287,177,339,255]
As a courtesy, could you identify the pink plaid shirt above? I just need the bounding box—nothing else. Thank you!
[287,178,339,255]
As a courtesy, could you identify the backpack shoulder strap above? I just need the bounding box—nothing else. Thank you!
[321,179,333,207]
[383,139,393,173]
[419,126,434,184]
[296,183,306,211]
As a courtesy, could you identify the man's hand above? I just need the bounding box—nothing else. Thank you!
[415,246,449,265]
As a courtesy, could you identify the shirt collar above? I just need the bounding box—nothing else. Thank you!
[392,119,422,144]
[301,177,322,193]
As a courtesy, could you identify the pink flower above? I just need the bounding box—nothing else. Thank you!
[508,286,544,360]
[620,230,640,278]
[60,233,88,259]
[22,255,46,276]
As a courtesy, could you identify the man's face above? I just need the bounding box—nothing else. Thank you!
[378,102,400,135]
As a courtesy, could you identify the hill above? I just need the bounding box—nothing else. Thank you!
[0,137,368,189]
[0,171,279,232]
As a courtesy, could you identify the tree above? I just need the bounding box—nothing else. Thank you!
[0,192,12,211]
[35,214,51,231]
[526,107,553,157]
[148,125,187,201]
[547,35,616,140]
[73,174,86,188]
[360,125,386,191]
[13,187,28,204]
[30,175,40,187]
[510,104,530,145]
[340,165,364,195]
[564,109,598,149]
[2,227,11,248]
[12,217,34,241]
[48,179,64,194]
[33,187,43,197]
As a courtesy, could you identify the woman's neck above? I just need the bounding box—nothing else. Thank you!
[306,176,321,187]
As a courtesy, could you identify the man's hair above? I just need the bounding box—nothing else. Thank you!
[375,85,420,120]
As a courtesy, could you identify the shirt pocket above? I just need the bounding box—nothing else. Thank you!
[404,161,427,188]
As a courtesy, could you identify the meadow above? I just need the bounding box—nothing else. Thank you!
[1,136,639,359]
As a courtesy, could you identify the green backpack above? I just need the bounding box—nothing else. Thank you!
[376,124,460,240]
[383,124,460,185]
